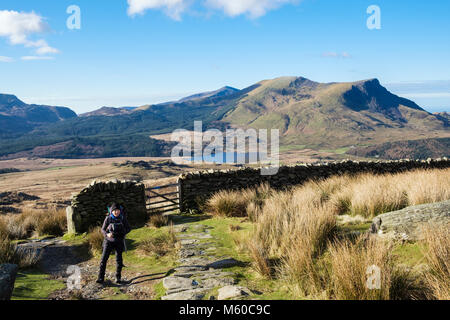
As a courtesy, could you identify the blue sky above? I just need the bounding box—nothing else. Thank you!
[0,0,449,114]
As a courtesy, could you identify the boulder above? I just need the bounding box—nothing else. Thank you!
[163,276,198,292]
[0,264,18,300]
[161,288,207,300]
[371,200,450,241]
[218,285,251,300]
[208,258,241,269]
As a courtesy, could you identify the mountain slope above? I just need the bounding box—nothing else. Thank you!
[346,137,450,160]
[0,94,77,137]
[0,77,448,159]
[222,77,449,148]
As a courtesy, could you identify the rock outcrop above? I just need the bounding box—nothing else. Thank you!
[370,200,450,241]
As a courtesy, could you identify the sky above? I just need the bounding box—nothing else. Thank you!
[0,0,449,114]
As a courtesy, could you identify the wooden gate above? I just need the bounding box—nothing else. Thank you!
[146,183,180,214]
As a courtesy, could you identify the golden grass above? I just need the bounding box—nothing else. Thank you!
[218,168,450,299]
[206,183,273,220]
[87,227,104,254]
[422,225,450,300]
[0,219,39,268]
[247,241,272,279]
[329,169,450,218]
[327,237,414,300]
[0,209,67,239]
[137,225,178,257]
[148,213,169,228]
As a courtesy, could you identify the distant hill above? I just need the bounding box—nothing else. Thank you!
[178,86,239,102]
[79,106,136,117]
[0,77,448,159]
[0,94,77,138]
[346,137,450,160]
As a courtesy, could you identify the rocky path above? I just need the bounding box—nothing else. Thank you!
[161,223,251,300]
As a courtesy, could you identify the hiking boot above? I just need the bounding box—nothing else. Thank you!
[96,278,104,284]
[116,277,123,284]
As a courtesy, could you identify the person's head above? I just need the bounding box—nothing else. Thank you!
[110,203,121,217]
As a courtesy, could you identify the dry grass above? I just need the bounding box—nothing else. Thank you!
[87,227,104,254]
[206,183,273,219]
[138,226,178,257]
[229,168,450,299]
[327,237,414,300]
[0,209,67,240]
[34,209,67,237]
[422,225,450,300]
[148,213,169,228]
[206,190,248,217]
[229,224,241,232]
[0,219,39,268]
[248,241,272,279]
[329,169,450,218]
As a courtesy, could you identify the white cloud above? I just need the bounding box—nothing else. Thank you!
[0,55,14,62]
[127,0,189,20]
[0,10,59,55]
[127,0,298,19]
[21,56,54,61]
[205,0,297,18]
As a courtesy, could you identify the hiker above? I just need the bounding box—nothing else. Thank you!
[96,203,131,284]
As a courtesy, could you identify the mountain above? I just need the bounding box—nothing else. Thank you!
[0,77,448,159]
[434,112,450,122]
[222,77,449,149]
[178,86,239,102]
[0,94,77,137]
[80,106,136,117]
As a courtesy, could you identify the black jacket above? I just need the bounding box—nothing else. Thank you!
[101,214,131,243]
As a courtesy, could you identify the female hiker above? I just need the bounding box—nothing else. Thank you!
[96,203,131,284]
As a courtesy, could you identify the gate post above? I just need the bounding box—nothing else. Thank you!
[177,177,184,213]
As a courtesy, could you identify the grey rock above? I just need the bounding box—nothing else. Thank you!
[0,264,18,301]
[371,200,450,241]
[180,239,199,246]
[161,288,208,300]
[217,286,251,300]
[200,277,236,289]
[163,276,198,291]
[208,258,241,269]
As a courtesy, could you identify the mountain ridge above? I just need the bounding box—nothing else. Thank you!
[0,76,448,159]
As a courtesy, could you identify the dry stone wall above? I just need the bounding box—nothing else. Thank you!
[66,179,147,234]
[178,158,450,212]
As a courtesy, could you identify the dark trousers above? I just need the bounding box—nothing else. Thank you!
[98,239,124,280]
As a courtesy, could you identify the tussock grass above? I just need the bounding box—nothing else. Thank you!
[148,213,169,228]
[87,227,104,254]
[206,183,273,220]
[329,169,450,218]
[327,237,414,300]
[422,225,450,300]
[0,209,67,239]
[137,226,178,257]
[0,220,39,268]
[34,209,67,237]
[220,168,450,299]
[248,241,272,279]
